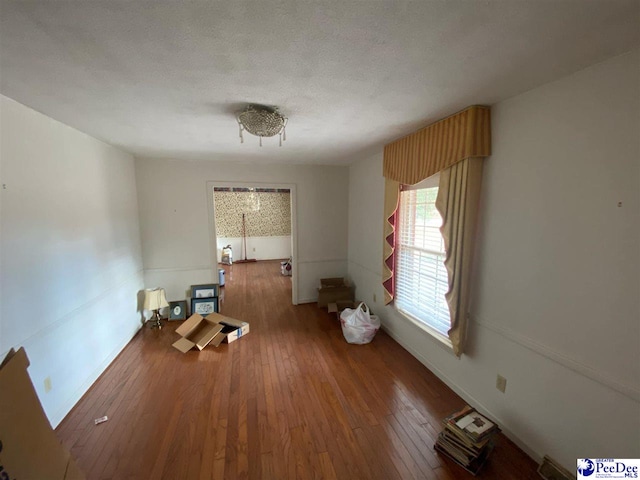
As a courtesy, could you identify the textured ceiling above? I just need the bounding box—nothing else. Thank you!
[1,1,639,165]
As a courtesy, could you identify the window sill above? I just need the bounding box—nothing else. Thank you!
[395,308,455,354]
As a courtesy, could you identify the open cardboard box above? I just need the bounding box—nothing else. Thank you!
[328,300,363,320]
[172,312,250,353]
[0,348,85,480]
[327,300,362,314]
[317,277,354,308]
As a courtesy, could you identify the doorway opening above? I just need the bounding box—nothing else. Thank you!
[207,182,298,304]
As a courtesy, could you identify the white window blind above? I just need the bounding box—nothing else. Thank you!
[395,184,451,337]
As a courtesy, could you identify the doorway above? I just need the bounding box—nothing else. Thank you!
[206,181,298,304]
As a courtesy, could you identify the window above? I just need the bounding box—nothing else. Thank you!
[395,176,451,339]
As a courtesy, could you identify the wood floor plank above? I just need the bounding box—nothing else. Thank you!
[353,425,405,480]
[260,451,275,480]
[384,413,439,480]
[212,417,228,479]
[56,260,539,479]
[317,451,338,480]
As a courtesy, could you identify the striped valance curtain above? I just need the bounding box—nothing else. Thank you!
[382,105,491,356]
[383,105,491,185]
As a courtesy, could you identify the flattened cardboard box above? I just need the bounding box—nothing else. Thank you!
[172,313,250,352]
[0,348,85,480]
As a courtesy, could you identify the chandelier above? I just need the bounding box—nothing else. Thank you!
[237,104,288,146]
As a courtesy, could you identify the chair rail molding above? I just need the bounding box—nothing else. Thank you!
[473,315,640,402]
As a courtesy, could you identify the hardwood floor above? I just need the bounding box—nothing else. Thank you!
[56,261,538,479]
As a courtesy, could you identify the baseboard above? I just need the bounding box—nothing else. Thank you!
[51,322,142,428]
[297,298,317,305]
[381,323,543,465]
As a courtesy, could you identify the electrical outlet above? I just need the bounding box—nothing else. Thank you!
[373,293,377,303]
[496,374,507,393]
[44,376,52,393]
[252,247,256,252]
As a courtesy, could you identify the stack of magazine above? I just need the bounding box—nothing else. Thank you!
[434,405,500,475]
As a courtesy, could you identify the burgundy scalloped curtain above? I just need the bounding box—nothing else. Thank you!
[382,179,400,304]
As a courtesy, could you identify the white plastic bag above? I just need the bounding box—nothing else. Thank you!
[340,302,380,345]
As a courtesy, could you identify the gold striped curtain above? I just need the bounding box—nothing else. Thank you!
[382,105,491,356]
[436,157,484,356]
[383,105,491,184]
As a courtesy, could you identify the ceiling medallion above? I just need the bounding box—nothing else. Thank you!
[237,104,288,147]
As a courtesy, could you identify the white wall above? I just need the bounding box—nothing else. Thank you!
[135,159,348,303]
[216,236,291,262]
[347,49,640,470]
[0,95,144,427]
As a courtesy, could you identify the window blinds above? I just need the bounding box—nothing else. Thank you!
[395,187,450,336]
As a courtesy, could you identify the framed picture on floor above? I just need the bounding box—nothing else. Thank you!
[168,300,188,321]
[191,297,219,316]
[191,283,219,299]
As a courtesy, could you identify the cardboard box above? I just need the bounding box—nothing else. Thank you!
[0,348,85,480]
[328,300,364,321]
[219,316,250,343]
[327,300,362,314]
[172,313,250,352]
[320,277,348,288]
[317,277,354,308]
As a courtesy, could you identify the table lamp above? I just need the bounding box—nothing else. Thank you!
[143,288,169,329]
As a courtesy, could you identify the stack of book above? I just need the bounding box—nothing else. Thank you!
[434,405,500,475]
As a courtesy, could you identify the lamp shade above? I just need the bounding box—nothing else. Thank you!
[143,288,169,311]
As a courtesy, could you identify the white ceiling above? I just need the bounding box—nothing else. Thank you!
[1,1,638,165]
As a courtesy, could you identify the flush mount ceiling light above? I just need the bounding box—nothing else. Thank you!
[237,104,288,147]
